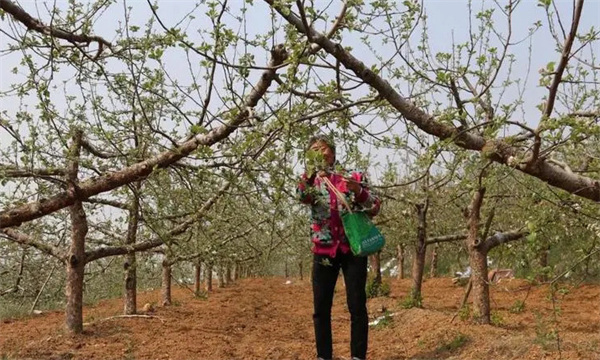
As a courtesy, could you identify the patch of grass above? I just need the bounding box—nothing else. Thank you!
[533,312,558,350]
[373,310,393,330]
[510,300,526,314]
[491,311,505,326]
[557,287,570,296]
[458,304,471,321]
[124,339,135,360]
[436,333,470,353]
[0,301,30,321]
[365,277,390,298]
[400,291,422,309]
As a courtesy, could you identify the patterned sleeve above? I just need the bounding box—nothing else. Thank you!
[351,171,381,216]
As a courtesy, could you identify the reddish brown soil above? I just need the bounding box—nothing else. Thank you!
[1,277,599,360]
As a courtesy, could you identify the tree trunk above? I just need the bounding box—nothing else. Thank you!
[194,261,202,296]
[285,260,289,278]
[299,261,304,281]
[225,262,232,285]
[430,244,439,278]
[397,244,405,279]
[410,201,428,306]
[161,260,172,306]
[371,251,382,286]
[467,188,490,324]
[65,200,87,334]
[217,264,225,288]
[233,262,240,281]
[205,263,213,292]
[65,130,88,334]
[123,183,140,315]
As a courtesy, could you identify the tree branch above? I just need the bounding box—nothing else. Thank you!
[85,197,131,211]
[266,1,600,203]
[0,164,66,178]
[426,233,467,245]
[0,45,288,228]
[479,230,528,253]
[81,138,120,159]
[532,0,585,163]
[0,228,65,261]
[0,0,111,57]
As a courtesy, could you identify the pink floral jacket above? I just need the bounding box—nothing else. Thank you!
[297,170,381,257]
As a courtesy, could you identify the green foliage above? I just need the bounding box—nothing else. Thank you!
[491,311,505,326]
[372,310,394,330]
[400,291,422,309]
[510,300,526,314]
[0,301,30,321]
[436,333,470,353]
[534,312,559,350]
[365,277,390,298]
[458,305,471,321]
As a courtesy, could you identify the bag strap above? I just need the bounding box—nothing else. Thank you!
[322,176,353,213]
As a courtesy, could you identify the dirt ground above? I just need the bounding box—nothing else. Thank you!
[1,276,599,360]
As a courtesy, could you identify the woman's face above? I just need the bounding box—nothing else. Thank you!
[309,140,335,167]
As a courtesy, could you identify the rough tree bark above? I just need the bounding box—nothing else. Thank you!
[299,261,304,281]
[161,259,172,306]
[430,244,439,278]
[194,261,202,296]
[225,262,232,285]
[205,263,213,292]
[123,182,140,315]
[217,264,225,288]
[371,251,382,286]
[397,244,405,279]
[410,201,428,305]
[65,130,88,334]
[233,262,240,281]
[466,188,490,324]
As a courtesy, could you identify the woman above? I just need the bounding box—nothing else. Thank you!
[297,135,381,360]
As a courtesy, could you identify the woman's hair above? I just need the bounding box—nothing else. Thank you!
[306,134,336,158]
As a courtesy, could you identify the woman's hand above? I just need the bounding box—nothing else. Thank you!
[342,177,362,195]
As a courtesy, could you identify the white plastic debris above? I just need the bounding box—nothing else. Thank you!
[368,312,397,327]
[33,310,43,315]
[285,280,292,285]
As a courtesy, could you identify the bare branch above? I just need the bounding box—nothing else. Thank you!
[532,0,586,162]
[426,234,467,245]
[0,228,65,261]
[84,198,131,211]
[0,45,288,228]
[0,164,66,178]
[0,0,111,55]
[81,138,120,159]
[266,0,600,202]
[309,0,347,54]
[479,230,528,252]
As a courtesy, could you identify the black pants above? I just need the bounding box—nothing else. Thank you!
[312,250,368,360]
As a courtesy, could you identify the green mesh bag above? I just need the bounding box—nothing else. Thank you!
[342,212,385,256]
[324,177,385,256]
